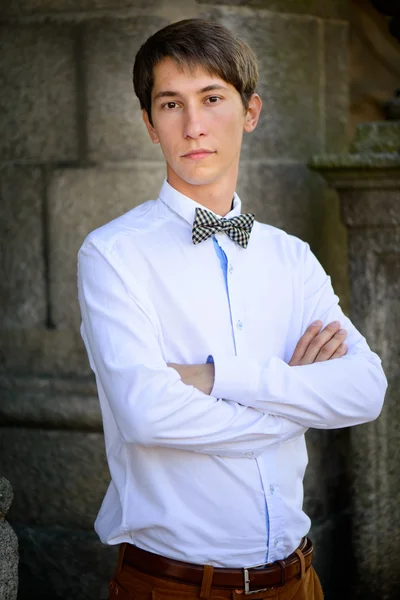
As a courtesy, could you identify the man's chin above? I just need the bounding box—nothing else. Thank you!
[177,171,220,187]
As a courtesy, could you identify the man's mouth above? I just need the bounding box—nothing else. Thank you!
[182,149,215,160]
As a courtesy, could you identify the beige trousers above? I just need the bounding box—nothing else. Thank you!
[109,552,324,600]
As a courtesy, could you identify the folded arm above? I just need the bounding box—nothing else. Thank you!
[209,244,387,430]
[78,239,307,458]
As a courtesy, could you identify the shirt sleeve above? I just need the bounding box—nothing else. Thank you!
[211,243,387,430]
[77,239,307,458]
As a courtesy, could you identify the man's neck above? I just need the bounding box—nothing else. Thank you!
[166,171,238,217]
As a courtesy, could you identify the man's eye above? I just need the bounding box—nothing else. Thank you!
[206,96,221,104]
[163,102,178,109]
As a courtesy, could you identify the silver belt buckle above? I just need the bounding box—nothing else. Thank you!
[243,562,268,595]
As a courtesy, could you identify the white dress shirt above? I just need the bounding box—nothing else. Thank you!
[77,179,386,568]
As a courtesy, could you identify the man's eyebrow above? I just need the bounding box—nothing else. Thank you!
[198,84,228,93]
[153,90,180,100]
[153,84,228,101]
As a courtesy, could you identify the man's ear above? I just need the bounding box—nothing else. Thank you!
[244,93,262,133]
[142,109,160,144]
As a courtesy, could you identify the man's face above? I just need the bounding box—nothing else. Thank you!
[142,57,260,193]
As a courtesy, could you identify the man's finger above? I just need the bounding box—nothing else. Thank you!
[314,329,348,362]
[289,320,322,366]
[301,321,341,364]
[329,343,348,360]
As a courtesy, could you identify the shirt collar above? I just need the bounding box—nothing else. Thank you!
[158,179,242,227]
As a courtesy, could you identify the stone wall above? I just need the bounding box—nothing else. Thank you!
[0,1,351,599]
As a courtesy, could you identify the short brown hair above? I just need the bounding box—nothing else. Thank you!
[133,19,259,125]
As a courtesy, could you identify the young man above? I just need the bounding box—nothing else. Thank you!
[77,19,387,600]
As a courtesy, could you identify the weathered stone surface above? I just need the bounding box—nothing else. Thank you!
[0,24,77,161]
[201,10,322,161]
[85,17,168,162]
[0,374,101,431]
[0,478,14,517]
[1,428,109,530]
[345,230,400,599]
[312,187,349,314]
[324,22,349,152]
[1,0,163,15]
[197,0,348,20]
[349,122,400,154]
[0,478,18,600]
[14,524,117,600]
[237,162,325,245]
[313,124,400,598]
[0,167,46,328]
[303,428,352,597]
[48,164,166,330]
[342,187,400,227]
[0,329,92,377]
[303,429,350,520]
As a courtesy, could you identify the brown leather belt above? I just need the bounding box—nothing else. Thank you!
[122,537,313,593]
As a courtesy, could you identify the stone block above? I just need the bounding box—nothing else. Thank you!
[1,0,163,16]
[303,429,350,520]
[1,428,109,530]
[324,22,349,152]
[0,374,101,431]
[0,167,46,328]
[47,164,166,330]
[0,329,92,377]
[197,0,348,20]
[14,524,117,600]
[200,9,323,161]
[0,24,77,162]
[85,17,168,162]
[237,162,325,245]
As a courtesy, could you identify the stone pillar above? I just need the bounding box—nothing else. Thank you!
[310,121,400,599]
[0,478,18,600]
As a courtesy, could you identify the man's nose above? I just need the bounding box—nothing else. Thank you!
[183,106,207,139]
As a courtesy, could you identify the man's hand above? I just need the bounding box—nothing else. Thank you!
[289,320,347,366]
[167,362,215,395]
[168,321,347,392]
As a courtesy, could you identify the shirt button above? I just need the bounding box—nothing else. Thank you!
[236,320,243,330]
[274,539,279,547]
[270,485,275,494]
[244,452,254,458]
[229,265,234,274]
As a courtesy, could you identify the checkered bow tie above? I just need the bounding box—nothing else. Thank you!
[192,207,255,249]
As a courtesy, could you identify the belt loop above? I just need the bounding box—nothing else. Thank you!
[294,548,306,580]
[200,565,214,599]
[276,560,287,586]
[117,543,127,573]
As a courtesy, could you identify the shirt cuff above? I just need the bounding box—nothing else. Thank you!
[210,355,261,405]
